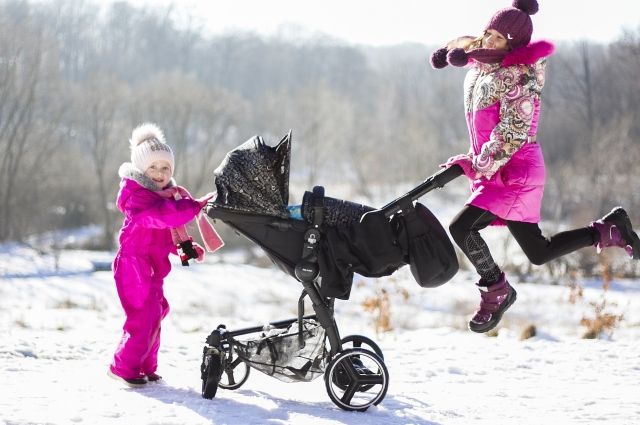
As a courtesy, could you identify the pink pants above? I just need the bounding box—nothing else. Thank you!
[111,253,171,379]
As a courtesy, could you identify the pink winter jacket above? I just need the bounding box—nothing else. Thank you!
[113,164,203,309]
[449,40,555,224]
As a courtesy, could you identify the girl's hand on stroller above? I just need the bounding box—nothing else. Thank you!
[196,192,215,208]
[440,154,477,179]
[193,242,206,263]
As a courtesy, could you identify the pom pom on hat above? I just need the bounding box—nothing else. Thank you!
[447,48,469,67]
[513,0,539,15]
[129,122,174,173]
[130,122,167,148]
[430,47,449,69]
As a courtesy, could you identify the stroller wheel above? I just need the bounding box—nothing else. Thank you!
[324,348,389,412]
[201,348,223,399]
[340,335,384,360]
[217,345,250,390]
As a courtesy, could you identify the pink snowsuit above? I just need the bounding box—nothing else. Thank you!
[446,41,555,224]
[110,171,202,380]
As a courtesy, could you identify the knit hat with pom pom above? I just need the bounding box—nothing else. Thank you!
[486,0,538,50]
[129,123,174,173]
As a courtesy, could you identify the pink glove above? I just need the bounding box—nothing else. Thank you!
[196,192,215,209]
[440,154,477,179]
[193,242,206,263]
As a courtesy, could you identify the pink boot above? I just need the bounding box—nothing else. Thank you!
[591,207,640,259]
[469,273,517,333]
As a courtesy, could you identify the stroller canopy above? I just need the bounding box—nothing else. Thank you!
[214,132,291,219]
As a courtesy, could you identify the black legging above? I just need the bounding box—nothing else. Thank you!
[449,205,598,283]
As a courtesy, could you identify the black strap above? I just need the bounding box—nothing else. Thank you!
[311,186,325,227]
[256,338,279,375]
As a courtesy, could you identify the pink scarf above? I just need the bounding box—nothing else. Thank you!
[157,185,224,253]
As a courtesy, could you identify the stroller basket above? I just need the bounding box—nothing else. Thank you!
[231,319,327,383]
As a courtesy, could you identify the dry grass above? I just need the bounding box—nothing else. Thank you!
[14,319,29,329]
[360,277,413,335]
[580,300,624,339]
[580,254,624,339]
[485,328,499,338]
[566,270,583,304]
[362,288,393,334]
[55,299,82,309]
[519,323,537,340]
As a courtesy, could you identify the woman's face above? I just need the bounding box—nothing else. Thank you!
[144,160,173,190]
[482,29,509,50]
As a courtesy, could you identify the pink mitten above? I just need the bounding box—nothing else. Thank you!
[193,242,206,263]
[440,154,476,179]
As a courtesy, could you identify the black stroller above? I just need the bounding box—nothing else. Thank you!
[200,132,462,411]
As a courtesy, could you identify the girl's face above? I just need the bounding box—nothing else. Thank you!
[482,29,509,50]
[144,160,173,190]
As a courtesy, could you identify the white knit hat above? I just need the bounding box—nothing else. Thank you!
[129,123,174,173]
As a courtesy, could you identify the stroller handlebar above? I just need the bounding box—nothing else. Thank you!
[379,165,464,218]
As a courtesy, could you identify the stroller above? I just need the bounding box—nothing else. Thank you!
[200,132,462,411]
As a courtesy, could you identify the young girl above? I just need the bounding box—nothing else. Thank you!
[430,0,640,333]
[109,123,220,386]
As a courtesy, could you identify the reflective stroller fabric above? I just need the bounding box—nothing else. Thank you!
[232,319,327,383]
[214,133,291,218]
[302,190,373,226]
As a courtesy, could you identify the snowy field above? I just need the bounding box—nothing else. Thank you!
[1,236,639,425]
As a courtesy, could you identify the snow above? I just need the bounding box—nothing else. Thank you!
[1,229,640,424]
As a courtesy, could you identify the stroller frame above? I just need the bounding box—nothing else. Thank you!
[200,165,462,411]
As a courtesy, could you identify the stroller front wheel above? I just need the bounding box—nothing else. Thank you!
[201,348,223,399]
[324,348,389,412]
[218,350,250,390]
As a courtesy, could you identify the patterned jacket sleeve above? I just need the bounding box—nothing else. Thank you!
[472,61,545,179]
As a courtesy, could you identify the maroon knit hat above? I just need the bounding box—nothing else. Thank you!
[485,0,539,49]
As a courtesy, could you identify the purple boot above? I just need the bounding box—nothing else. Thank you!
[591,207,640,259]
[469,273,517,333]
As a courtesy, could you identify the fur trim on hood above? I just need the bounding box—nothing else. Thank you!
[118,162,177,192]
[501,39,555,66]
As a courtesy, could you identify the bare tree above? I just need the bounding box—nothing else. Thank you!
[72,73,128,249]
[126,73,246,194]
[40,0,99,81]
[0,5,64,241]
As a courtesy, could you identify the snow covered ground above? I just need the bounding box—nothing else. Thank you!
[1,239,639,425]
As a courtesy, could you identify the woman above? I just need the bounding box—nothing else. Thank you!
[430,0,639,333]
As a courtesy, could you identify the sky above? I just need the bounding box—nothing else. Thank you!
[89,0,640,46]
